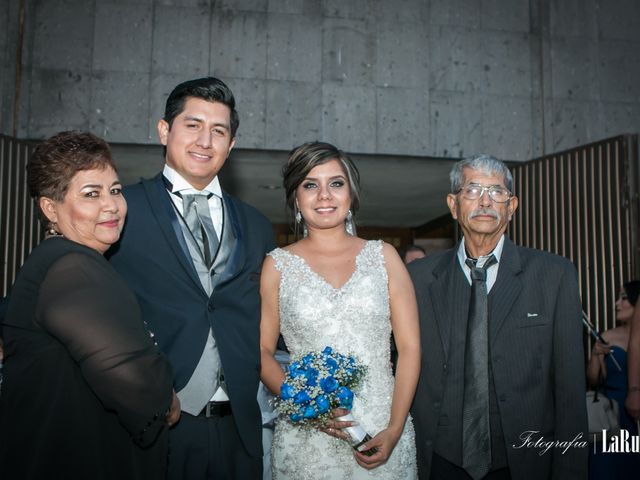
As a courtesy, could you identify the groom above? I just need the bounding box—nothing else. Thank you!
[109,77,275,479]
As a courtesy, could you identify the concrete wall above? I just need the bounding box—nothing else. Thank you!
[1,0,639,161]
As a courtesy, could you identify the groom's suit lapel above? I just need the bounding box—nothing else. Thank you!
[216,192,245,286]
[142,174,205,294]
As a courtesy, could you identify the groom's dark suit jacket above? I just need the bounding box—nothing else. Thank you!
[108,174,275,458]
[408,237,587,480]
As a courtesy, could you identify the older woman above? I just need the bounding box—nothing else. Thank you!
[0,131,178,479]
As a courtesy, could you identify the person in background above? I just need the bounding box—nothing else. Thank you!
[400,244,427,264]
[587,281,640,478]
[0,131,177,479]
[625,285,640,420]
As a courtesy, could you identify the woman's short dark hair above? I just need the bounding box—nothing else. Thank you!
[27,131,116,203]
[624,280,640,306]
[282,141,361,225]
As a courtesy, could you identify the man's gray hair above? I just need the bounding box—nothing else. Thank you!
[449,154,513,193]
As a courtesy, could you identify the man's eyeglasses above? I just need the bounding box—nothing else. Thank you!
[456,183,512,203]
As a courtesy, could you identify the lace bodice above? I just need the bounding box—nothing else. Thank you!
[270,241,392,402]
[268,240,416,479]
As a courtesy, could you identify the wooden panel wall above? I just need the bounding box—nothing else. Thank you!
[0,135,40,296]
[508,135,639,338]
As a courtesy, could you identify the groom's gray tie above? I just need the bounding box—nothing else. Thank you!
[181,193,219,266]
[462,254,497,480]
[173,190,223,415]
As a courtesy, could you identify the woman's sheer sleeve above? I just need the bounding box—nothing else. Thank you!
[36,252,174,447]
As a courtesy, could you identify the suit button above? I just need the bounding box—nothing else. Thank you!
[208,303,214,312]
[442,363,447,371]
[434,402,440,408]
[425,440,432,447]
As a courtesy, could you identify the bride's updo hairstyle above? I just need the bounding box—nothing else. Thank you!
[282,141,361,227]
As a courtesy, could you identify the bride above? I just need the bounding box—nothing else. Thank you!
[260,142,420,478]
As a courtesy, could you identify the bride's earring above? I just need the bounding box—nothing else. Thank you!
[345,209,356,236]
[294,201,308,238]
[295,199,303,223]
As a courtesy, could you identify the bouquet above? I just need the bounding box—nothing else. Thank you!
[274,346,378,455]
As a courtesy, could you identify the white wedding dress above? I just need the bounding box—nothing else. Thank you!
[269,240,417,479]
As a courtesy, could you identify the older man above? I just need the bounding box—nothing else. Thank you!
[409,155,587,480]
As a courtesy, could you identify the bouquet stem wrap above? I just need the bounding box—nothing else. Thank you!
[336,412,367,444]
[336,412,378,456]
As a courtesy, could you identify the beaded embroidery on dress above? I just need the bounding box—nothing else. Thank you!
[269,240,417,479]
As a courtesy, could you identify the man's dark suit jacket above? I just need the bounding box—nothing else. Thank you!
[108,174,275,459]
[408,237,588,480]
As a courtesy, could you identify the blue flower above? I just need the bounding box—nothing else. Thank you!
[294,390,312,404]
[303,405,318,419]
[280,383,295,400]
[289,362,304,377]
[304,368,319,386]
[326,357,338,373]
[320,376,338,393]
[274,347,366,428]
[336,386,354,409]
[315,395,330,414]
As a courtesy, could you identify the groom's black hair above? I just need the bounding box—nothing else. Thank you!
[163,77,239,138]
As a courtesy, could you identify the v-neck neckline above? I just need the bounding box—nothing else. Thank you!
[283,241,370,291]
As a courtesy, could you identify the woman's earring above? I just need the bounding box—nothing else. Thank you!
[295,199,303,224]
[345,210,356,236]
[294,204,308,238]
[46,222,63,238]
